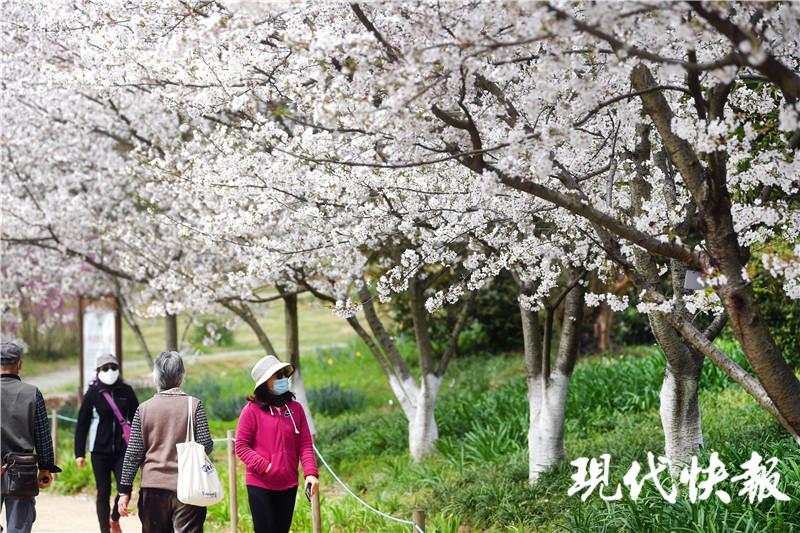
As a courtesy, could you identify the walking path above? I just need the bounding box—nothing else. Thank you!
[0,492,142,533]
[27,343,347,395]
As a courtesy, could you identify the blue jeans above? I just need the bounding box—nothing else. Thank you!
[1,497,36,533]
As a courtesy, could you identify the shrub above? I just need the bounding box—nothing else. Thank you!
[183,377,247,421]
[308,383,366,417]
[387,270,524,356]
[750,254,800,368]
[16,314,79,361]
[315,409,407,465]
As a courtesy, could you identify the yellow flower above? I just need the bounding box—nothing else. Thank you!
[326,357,334,366]
[355,351,362,358]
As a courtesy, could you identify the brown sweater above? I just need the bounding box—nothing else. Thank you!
[119,389,213,494]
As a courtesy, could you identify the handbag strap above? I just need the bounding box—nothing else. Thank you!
[185,396,195,443]
[100,390,129,427]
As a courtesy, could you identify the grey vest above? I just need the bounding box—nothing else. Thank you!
[139,392,199,491]
[0,376,37,458]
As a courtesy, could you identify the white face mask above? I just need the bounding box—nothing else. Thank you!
[98,369,119,385]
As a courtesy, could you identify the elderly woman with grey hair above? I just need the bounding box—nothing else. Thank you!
[117,351,213,533]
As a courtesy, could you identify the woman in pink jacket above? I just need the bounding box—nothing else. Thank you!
[235,355,319,533]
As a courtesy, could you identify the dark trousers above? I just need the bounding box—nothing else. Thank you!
[0,497,36,533]
[246,485,298,533]
[138,488,206,533]
[91,453,124,532]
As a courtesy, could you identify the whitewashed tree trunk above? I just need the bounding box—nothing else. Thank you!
[388,373,420,418]
[529,371,569,482]
[630,133,705,471]
[659,364,702,470]
[517,270,584,485]
[636,261,705,472]
[409,373,441,461]
[313,275,473,462]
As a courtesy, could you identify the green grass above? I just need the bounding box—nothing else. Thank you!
[120,295,357,366]
[19,354,79,376]
[45,338,800,532]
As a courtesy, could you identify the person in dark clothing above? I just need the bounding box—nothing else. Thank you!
[74,354,138,533]
[1,341,60,533]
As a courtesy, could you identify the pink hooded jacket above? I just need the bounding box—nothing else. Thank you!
[235,400,318,490]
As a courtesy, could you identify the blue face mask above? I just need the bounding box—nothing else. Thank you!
[270,378,290,395]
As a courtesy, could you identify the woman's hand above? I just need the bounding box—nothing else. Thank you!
[264,462,272,475]
[76,457,86,469]
[305,475,319,496]
[118,494,130,517]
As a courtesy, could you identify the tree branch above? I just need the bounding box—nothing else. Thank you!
[484,164,709,271]
[437,290,477,377]
[350,3,401,62]
[689,1,800,101]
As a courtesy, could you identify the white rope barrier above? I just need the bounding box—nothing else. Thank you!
[46,413,79,423]
[210,436,425,533]
[313,443,425,533]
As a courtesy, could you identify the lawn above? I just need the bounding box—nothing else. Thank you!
[120,295,357,366]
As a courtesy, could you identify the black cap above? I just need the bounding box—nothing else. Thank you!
[1,342,22,364]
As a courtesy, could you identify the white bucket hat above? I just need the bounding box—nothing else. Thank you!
[251,355,294,391]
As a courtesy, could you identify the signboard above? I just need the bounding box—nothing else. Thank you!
[684,270,709,291]
[79,296,122,393]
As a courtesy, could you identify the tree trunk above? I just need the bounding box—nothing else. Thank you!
[407,275,442,462]
[528,371,570,481]
[630,235,705,471]
[344,314,420,414]
[306,276,467,461]
[121,305,154,369]
[647,290,705,469]
[594,301,613,353]
[632,63,800,436]
[592,275,630,353]
[628,118,705,470]
[708,230,800,432]
[660,361,703,468]
[165,313,178,351]
[518,270,584,484]
[282,292,315,435]
[408,373,441,461]
[345,309,437,461]
[387,372,420,418]
[221,301,277,356]
[114,286,154,369]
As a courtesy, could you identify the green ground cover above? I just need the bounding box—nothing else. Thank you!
[48,336,800,532]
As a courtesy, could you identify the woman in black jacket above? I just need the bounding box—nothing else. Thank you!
[74,354,139,533]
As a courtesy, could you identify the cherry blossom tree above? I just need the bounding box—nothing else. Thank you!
[238,1,799,443]
[5,0,799,474]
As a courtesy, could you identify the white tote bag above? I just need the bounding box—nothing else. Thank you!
[176,396,224,506]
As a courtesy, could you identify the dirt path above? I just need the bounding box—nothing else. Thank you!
[1,492,142,533]
[27,343,347,395]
